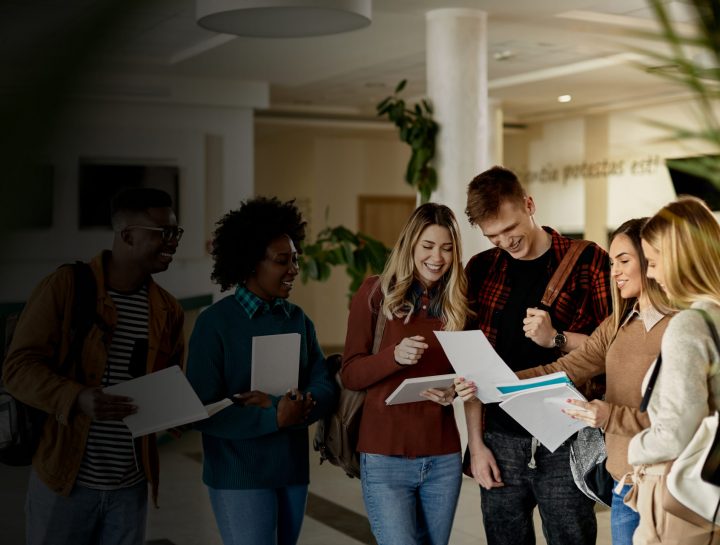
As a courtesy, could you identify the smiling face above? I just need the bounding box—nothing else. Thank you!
[478,197,545,260]
[245,234,299,301]
[412,224,453,289]
[609,233,642,300]
[641,239,666,293]
[124,207,180,275]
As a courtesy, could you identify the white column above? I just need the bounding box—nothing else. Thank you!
[426,8,490,261]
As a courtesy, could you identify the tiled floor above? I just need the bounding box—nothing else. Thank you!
[0,415,612,545]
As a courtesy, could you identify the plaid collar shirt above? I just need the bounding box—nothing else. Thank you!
[234,285,291,319]
[465,226,611,347]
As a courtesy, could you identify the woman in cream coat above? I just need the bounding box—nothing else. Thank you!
[627,196,720,545]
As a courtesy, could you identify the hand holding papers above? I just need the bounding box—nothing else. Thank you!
[434,330,518,403]
[251,333,301,395]
[104,366,233,437]
[385,374,456,405]
[496,372,587,452]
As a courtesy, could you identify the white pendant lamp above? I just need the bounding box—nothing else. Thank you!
[196,0,372,38]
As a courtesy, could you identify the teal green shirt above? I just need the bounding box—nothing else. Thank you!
[186,293,338,489]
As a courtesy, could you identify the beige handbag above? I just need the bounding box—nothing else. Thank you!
[663,412,720,529]
[640,308,720,533]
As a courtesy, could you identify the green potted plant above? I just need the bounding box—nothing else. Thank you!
[641,0,720,188]
[300,224,390,300]
[376,79,440,203]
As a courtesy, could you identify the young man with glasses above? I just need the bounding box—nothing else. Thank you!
[3,187,185,545]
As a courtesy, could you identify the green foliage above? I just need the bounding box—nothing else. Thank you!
[376,79,439,203]
[300,226,391,299]
[641,0,720,188]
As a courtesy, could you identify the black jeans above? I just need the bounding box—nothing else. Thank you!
[479,431,597,545]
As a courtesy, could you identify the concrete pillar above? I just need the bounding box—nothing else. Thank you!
[584,115,609,248]
[426,8,490,262]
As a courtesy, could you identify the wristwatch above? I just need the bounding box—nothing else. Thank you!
[553,331,567,349]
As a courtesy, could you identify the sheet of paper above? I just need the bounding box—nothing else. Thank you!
[205,398,234,417]
[385,373,457,405]
[251,332,301,396]
[434,330,518,403]
[104,366,210,438]
[499,383,587,452]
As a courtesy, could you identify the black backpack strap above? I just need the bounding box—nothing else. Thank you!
[639,352,663,412]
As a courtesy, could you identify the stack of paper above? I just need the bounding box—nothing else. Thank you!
[104,366,233,438]
[496,372,587,452]
[385,374,456,405]
[251,332,301,395]
[433,331,587,450]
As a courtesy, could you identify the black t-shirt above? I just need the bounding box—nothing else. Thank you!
[486,248,561,436]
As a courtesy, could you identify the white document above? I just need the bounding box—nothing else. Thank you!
[498,380,587,452]
[434,330,518,403]
[251,332,301,395]
[104,366,232,438]
[385,373,457,405]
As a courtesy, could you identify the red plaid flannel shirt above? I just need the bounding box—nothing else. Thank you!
[465,227,611,346]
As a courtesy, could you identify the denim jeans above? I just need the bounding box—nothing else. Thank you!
[25,469,148,545]
[611,480,639,545]
[479,432,596,545]
[207,484,308,545]
[360,452,462,545]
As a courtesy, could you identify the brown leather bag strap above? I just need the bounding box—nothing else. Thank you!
[540,239,591,308]
[372,306,387,354]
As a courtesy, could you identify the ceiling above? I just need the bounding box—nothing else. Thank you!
[1,0,700,124]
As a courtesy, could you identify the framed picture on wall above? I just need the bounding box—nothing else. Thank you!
[78,159,180,229]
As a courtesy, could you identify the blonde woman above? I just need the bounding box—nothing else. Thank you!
[627,196,720,545]
[341,203,472,545]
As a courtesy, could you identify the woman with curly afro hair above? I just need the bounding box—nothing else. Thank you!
[186,197,338,545]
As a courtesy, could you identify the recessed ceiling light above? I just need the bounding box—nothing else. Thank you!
[557,94,572,103]
[493,50,515,61]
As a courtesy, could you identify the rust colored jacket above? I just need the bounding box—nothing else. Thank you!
[2,251,185,504]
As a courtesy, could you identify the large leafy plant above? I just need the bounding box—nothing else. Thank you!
[376,80,439,203]
[641,0,720,188]
[300,225,390,299]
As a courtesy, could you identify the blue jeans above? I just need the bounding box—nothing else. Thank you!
[611,480,639,545]
[360,452,462,545]
[207,485,308,545]
[479,432,597,545]
[25,469,148,545]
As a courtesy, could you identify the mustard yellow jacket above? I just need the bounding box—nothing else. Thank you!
[2,251,185,504]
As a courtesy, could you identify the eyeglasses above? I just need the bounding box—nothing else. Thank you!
[125,225,184,242]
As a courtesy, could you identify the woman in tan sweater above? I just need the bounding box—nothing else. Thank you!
[457,217,669,545]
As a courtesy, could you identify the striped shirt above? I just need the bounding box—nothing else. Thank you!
[76,286,148,490]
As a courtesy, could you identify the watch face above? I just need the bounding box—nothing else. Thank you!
[554,333,567,348]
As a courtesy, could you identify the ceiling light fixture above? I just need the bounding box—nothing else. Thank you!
[557,94,572,103]
[493,49,515,61]
[196,0,372,38]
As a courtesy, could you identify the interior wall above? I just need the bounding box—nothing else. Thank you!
[505,98,717,245]
[1,98,257,303]
[254,122,413,348]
